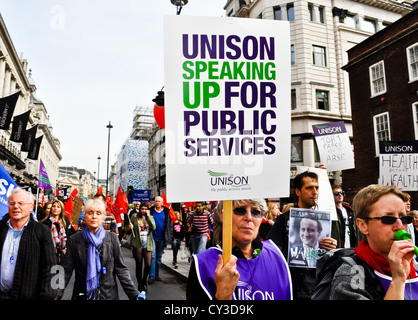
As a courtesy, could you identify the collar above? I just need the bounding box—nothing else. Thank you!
[7,217,30,232]
[225,238,263,260]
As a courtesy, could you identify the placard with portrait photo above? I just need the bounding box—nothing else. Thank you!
[288,207,331,268]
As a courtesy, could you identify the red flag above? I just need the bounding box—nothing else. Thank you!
[112,187,125,224]
[122,192,129,211]
[97,186,103,195]
[64,188,78,219]
[106,193,112,213]
[162,191,176,223]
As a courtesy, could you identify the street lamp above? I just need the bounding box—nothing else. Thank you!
[171,0,188,15]
[106,121,113,195]
[97,155,101,188]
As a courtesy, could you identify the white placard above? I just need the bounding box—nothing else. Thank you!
[312,121,354,172]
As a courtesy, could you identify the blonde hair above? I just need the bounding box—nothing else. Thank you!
[265,202,279,221]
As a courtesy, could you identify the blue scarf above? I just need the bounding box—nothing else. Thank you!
[82,226,105,300]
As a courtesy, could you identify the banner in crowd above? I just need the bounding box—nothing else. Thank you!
[0,162,18,219]
[312,121,354,172]
[132,189,151,202]
[378,140,418,191]
[288,207,331,268]
[70,196,84,228]
[38,159,52,194]
[164,16,291,202]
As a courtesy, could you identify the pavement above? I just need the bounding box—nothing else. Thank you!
[160,244,191,281]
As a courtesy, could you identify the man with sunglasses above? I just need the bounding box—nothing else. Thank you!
[332,185,357,249]
[186,199,292,300]
[328,184,417,300]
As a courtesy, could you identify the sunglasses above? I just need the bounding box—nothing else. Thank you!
[233,207,263,218]
[333,191,345,196]
[365,215,413,225]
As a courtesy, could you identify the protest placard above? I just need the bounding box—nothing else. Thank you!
[0,162,18,219]
[70,196,84,227]
[312,121,354,172]
[164,15,291,202]
[288,207,331,268]
[379,140,418,191]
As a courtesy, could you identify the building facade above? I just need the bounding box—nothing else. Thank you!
[343,5,418,204]
[223,0,412,195]
[58,166,96,199]
[147,123,165,199]
[0,13,61,191]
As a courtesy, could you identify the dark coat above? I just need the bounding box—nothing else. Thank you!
[62,230,139,300]
[0,214,57,299]
[331,204,358,248]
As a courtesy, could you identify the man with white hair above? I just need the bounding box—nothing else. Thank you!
[0,188,57,299]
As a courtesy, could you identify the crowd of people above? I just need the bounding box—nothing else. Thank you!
[1,170,418,300]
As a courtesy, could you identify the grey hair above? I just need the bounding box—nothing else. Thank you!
[216,199,267,214]
[84,198,106,215]
[10,187,35,203]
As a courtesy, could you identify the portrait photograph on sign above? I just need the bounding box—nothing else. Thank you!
[288,208,331,268]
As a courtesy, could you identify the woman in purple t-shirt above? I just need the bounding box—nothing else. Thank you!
[186,199,292,300]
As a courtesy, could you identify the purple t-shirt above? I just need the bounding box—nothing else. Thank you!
[193,240,293,300]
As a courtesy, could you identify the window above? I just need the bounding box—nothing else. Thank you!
[291,89,297,110]
[308,4,324,23]
[413,103,418,139]
[313,45,327,66]
[373,112,390,154]
[274,3,295,21]
[369,61,386,97]
[316,90,329,110]
[287,4,295,21]
[345,14,357,29]
[291,136,302,162]
[274,7,282,20]
[291,44,295,65]
[363,18,377,33]
[407,43,418,82]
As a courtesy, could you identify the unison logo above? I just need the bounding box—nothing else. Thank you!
[208,170,249,187]
[315,125,342,135]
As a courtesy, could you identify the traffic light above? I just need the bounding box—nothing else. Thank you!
[153,89,165,129]
[152,90,164,107]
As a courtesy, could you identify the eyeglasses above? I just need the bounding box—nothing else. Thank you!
[333,191,345,196]
[365,215,413,225]
[233,207,263,219]
[8,201,32,207]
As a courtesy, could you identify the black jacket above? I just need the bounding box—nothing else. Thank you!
[0,214,57,299]
[332,204,358,248]
[62,231,139,300]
